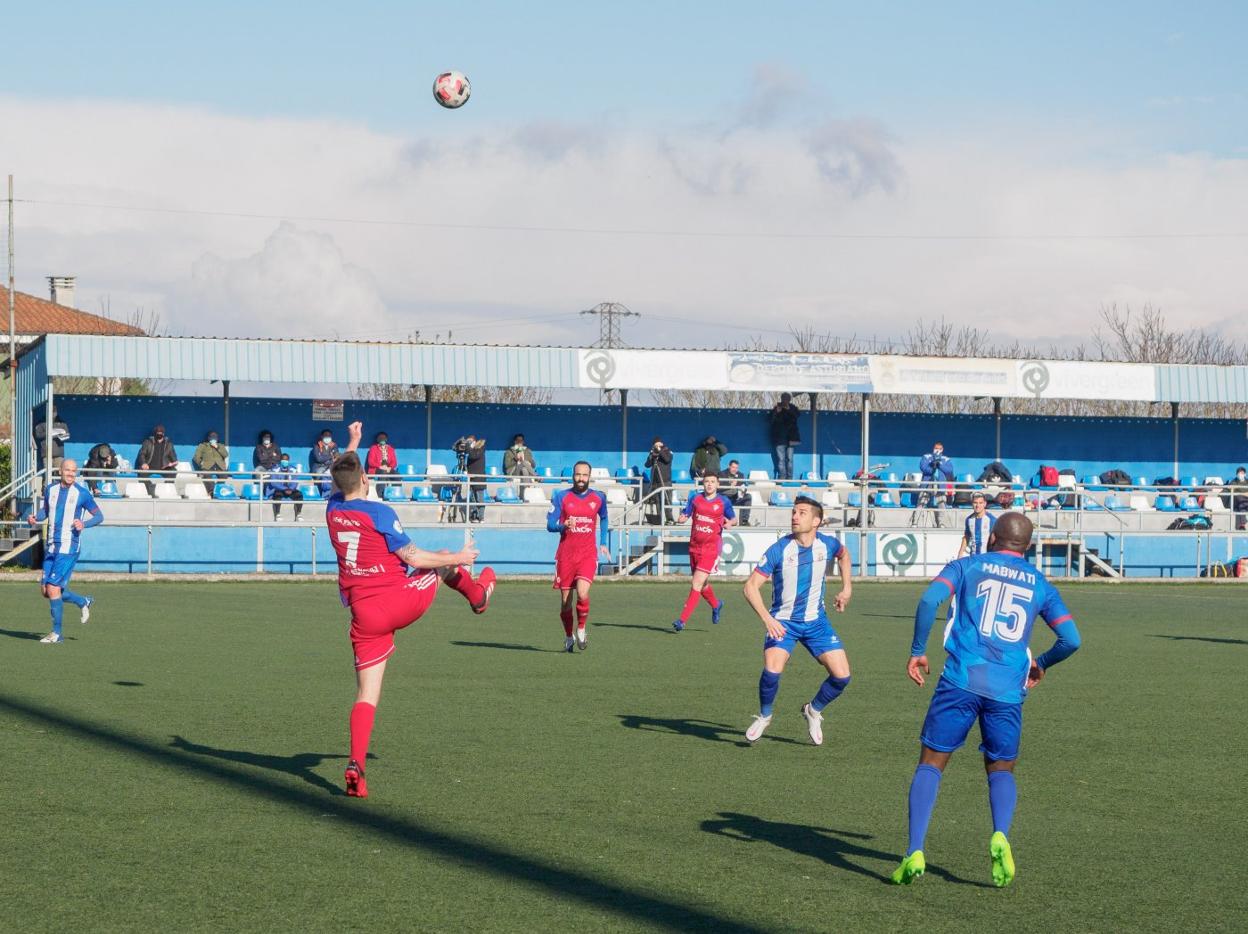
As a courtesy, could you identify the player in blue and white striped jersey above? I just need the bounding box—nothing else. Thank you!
[26,459,103,644]
[957,492,996,558]
[741,496,853,746]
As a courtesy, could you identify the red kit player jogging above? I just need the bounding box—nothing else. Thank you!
[672,472,737,631]
[546,460,611,652]
[328,422,495,798]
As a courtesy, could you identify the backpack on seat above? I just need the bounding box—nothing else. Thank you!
[1039,465,1059,487]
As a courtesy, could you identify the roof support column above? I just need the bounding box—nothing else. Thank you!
[1171,402,1180,480]
[810,392,818,479]
[620,388,629,471]
[860,392,870,577]
[993,396,1002,462]
[425,385,434,472]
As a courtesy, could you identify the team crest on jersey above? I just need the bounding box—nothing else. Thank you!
[588,497,599,510]
[393,519,404,535]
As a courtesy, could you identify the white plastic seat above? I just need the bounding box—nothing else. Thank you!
[1206,496,1226,512]
[747,469,770,481]
[124,482,150,499]
[606,487,628,505]
[826,471,850,484]
[427,464,449,477]
[523,486,549,504]
[175,460,194,474]
[820,490,842,508]
[590,467,610,479]
[1128,494,1152,511]
[1057,475,1076,489]
[183,482,209,500]
[1203,476,1224,486]
[153,482,178,500]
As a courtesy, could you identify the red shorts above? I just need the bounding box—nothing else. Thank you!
[689,545,721,575]
[348,571,440,670]
[553,550,599,590]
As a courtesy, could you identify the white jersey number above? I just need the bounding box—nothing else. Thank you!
[975,579,1032,643]
[336,530,361,568]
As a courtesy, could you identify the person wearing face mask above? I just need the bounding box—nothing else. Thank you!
[503,433,538,488]
[193,430,231,495]
[366,431,398,497]
[267,452,305,521]
[138,424,179,495]
[311,430,340,496]
[253,429,283,473]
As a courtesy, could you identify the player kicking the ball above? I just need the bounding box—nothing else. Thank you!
[547,460,611,652]
[742,496,853,745]
[672,472,736,631]
[328,422,495,798]
[892,511,1081,887]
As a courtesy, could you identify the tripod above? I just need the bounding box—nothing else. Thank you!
[908,483,948,529]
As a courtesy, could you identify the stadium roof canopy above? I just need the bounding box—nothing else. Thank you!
[14,333,1246,497]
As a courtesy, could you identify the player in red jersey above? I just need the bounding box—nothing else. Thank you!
[672,472,737,631]
[546,460,611,652]
[328,422,496,798]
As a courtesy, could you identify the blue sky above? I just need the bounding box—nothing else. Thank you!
[2,1,1246,356]
[5,1,1244,152]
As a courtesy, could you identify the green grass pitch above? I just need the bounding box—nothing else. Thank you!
[2,579,1244,932]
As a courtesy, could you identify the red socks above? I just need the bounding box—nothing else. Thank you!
[576,597,589,630]
[679,589,702,623]
[702,585,719,608]
[560,607,574,637]
[444,566,482,604]
[349,701,376,766]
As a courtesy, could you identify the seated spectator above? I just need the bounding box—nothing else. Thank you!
[84,441,120,492]
[503,434,538,486]
[32,404,70,473]
[253,429,282,473]
[138,424,178,494]
[310,429,339,496]
[691,435,728,478]
[718,459,751,526]
[267,452,304,521]
[366,431,398,496]
[192,430,231,495]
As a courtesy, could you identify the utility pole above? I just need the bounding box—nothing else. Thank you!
[7,175,15,514]
[580,302,639,349]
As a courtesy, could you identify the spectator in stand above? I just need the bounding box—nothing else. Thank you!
[366,430,398,496]
[83,442,120,492]
[644,436,673,525]
[32,404,70,474]
[1228,466,1248,531]
[253,429,282,474]
[718,459,752,527]
[454,434,488,523]
[767,393,801,480]
[504,433,538,488]
[137,424,178,495]
[310,429,340,496]
[267,452,304,521]
[192,430,231,495]
[691,435,728,478]
[919,441,956,522]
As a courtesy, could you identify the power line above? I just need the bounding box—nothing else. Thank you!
[17,198,1248,242]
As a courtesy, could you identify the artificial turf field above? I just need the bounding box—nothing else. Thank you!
[1,579,1244,933]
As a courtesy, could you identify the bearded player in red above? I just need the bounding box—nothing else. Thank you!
[547,460,611,652]
[328,422,495,798]
[672,472,737,631]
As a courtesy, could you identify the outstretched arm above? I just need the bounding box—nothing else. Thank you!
[394,543,477,570]
[344,421,363,454]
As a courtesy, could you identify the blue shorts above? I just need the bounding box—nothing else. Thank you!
[920,678,1022,762]
[42,552,79,588]
[764,614,843,659]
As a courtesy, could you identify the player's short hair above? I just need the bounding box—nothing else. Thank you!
[728,459,740,466]
[573,460,591,473]
[331,451,365,493]
[971,491,987,501]
[793,494,824,520]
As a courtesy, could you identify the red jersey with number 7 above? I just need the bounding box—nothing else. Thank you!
[326,493,414,606]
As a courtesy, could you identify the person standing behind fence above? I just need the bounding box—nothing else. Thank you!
[768,394,801,480]
[644,437,673,526]
[919,441,955,524]
[33,404,70,475]
[137,424,178,495]
[691,435,728,479]
[455,434,488,523]
[193,431,231,495]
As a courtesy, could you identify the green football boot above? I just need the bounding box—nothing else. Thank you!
[891,850,926,885]
[990,831,1016,888]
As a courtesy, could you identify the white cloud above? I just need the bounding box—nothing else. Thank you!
[3,91,1246,355]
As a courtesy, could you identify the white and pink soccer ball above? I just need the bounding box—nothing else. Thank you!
[432,71,471,109]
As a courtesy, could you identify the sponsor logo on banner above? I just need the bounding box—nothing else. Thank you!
[870,356,1015,397]
[875,532,962,577]
[1019,360,1050,397]
[576,349,726,390]
[583,349,616,387]
[726,353,872,393]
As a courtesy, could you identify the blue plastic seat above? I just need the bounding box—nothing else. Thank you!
[875,490,899,508]
[382,485,406,502]
[299,483,322,501]
[96,480,122,499]
[494,485,521,504]
[615,467,635,480]
[214,482,238,500]
[675,469,691,483]
[240,483,260,501]
[412,485,437,503]
[1182,476,1199,490]
[560,467,572,479]
[1154,495,1180,512]
[232,461,251,480]
[846,492,863,508]
[769,491,793,507]
[1105,494,1132,512]
[1181,495,1202,511]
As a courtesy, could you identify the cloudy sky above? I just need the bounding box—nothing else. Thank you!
[4,0,1247,354]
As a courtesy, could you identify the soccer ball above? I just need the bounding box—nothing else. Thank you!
[433,71,471,109]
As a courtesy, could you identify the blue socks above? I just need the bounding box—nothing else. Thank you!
[49,598,64,636]
[811,675,851,712]
[62,589,86,608]
[907,764,943,855]
[758,670,781,716]
[987,770,1017,836]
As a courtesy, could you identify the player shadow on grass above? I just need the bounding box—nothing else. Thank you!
[595,622,682,634]
[0,628,75,641]
[449,640,560,653]
[701,812,991,887]
[617,714,803,748]
[169,735,361,797]
[1149,634,1248,646]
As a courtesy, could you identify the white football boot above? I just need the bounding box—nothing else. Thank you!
[745,714,773,744]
